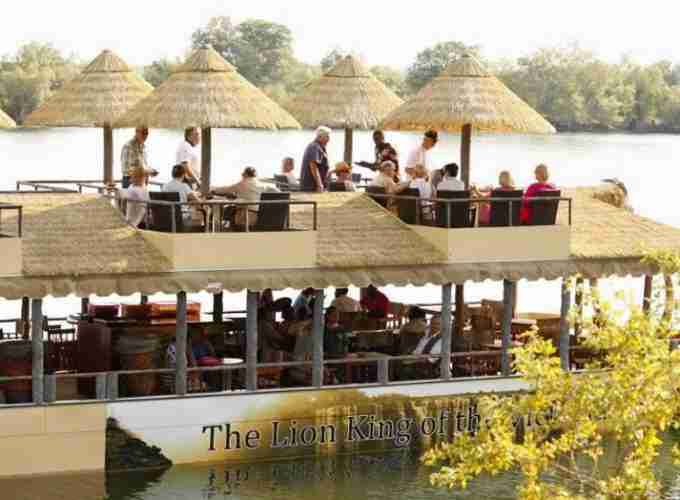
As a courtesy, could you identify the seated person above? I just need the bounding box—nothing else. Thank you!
[258,307,292,357]
[520,163,556,224]
[370,161,410,195]
[436,163,465,193]
[124,165,151,228]
[163,164,201,223]
[474,170,517,225]
[330,288,361,313]
[323,307,348,358]
[211,167,279,227]
[409,164,434,221]
[399,316,442,380]
[398,306,428,354]
[360,285,390,319]
[328,162,356,191]
[293,287,315,319]
[163,336,203,393]
[281,157,299,187]
[190,327,220,390]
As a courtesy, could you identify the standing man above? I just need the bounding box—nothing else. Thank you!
[120,127,158,188]
[300,126,331,193]
[356,130,387,171]
[176,127,201,188]
[405,129,438,179]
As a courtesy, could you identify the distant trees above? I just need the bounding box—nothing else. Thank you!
[405,41,480,94]
[142,58,181,88]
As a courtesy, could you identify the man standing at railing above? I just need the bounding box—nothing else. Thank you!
[120,127,158,188]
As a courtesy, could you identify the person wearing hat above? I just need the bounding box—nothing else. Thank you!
[405,129,438,180]
[120,127,158,188]
[300,126,331,193]
[327,161,356,192]
[124,164,151,228]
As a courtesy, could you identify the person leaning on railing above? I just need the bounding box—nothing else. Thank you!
[520,164,556,224]
[370,161,410,211]
[473,170,517,225]
[211,167,279,228]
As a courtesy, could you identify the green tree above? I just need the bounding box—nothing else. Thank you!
[191,16,294,87]
[425,252,680,500]
[142,58,181,87]
[370,65,408,97]
[405,41,479,93]
[320,48,344,72]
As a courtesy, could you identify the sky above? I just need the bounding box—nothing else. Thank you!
[1,0,680,68]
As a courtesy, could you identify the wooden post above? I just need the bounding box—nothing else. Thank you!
[460,124,472,189]
[201,127,212,197]
[140,295,149,305]
[440,284,453,380]
[246,290,258,391]
[643,275,653,313]
[501,280,516,376]
[31,298,44,404]
[574,277,584,337]
[20,296,30,338]
[213,292,224,323]
[175,292,188,396]
[312,289,325,388]
[560,279,571,371]
[80,297,90,316]
[343,128,354,165]
[454,284,465,339]
[103,125,114,185]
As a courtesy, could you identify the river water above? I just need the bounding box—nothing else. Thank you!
[0,130,678,498]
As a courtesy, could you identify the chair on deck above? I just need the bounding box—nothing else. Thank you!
[253,192,290,232]
[366,186,388,208]
[329,182,348,192]
[351,173,363,184]
[489,189,523,227]
[397,188,421,225]
[274,175,291,192]
[435,190,476,228]
[528,190,561,226]
[149,192,184,233]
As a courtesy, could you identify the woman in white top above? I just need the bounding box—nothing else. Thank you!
[125,165,150,228]
[409,164,434,221]
[370,161,410,195]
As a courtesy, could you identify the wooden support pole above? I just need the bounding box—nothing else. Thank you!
[20,297,30,338]
[201,127,212,197]
[312,289,325,388]
[501,280,516,376]
[343,128,354,165]
[560,279,571,371]
[80,297,90,316]
[103,125,114,185]
[440,283,453,380]
[246,290,259,391]
[140,295,149,305]
[643,275,653,313]
[454,284,465,339]
[175,292,188,396]
[31,298,44,404]
[213,292,224,324]
[574,277,584,337]
[460,124,472,189]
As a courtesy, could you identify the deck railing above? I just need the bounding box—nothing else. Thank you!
[16,179,163,194]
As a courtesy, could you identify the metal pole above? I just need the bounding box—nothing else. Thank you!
[80,297,90,316]
[501,280,516,376]
[461,124,472,189]
[175,291,188,396]
[643,275,653,313]
[343,128,354,165]
[20,297,30,338]
[31,298,44,404]
[201,127,212,197]
[454,284,465,339]
[213,292,224,323]
[574,277,584,337]
[312,289,325,388]
[440,284,453,380]
[246,290,259,391]
[560,279,571,371]
[103,125,114,185]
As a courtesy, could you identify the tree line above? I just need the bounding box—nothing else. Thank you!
[2,16,680,132]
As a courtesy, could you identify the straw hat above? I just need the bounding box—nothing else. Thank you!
[0,108,16,128]
[284,55,403,129]
[380,54,555,134]
[116,46,300,129]
[23,50,153,127]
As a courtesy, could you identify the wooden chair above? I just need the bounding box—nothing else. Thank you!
[489,189,523,227]
[149,191,184,233]
[253,192,290,232]
[435,190,476,228]
[274,175,290,192]
[528,190,561,226]
[397,188,421,225]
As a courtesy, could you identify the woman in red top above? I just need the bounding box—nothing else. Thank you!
[360,285,390,318]
[520,164,556,224]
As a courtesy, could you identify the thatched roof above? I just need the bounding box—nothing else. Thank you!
[380,54,556,134]
[283,55,403,129]
[0,193,170,276]
[23,50,153,128]
[115,46,300,129]
[0,108,16,128]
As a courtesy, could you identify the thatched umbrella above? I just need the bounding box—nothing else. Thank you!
[284,55,403,164]
[380,54,555,340]
[0,108,16,128]
[380,53,555,186]
[23,50,153,184]
[116,46,301,195]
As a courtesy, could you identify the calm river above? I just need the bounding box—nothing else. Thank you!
[0,130,678,498]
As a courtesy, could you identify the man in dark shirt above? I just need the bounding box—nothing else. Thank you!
[300,126,331,192]
[356,130,387,171]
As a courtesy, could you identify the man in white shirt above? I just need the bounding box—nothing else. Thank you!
[163,164,200,222]
[405,129,438,179]
[176,127,201,187]
[437,163,465,192]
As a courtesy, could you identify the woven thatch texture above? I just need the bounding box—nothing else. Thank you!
[0,108,16,128]
[562,188,680,259]
[0,194,171,276]
[116,47,300,129]
[290,192,447,267]
[284,55,403,129]
[23,50,153,128]
[380,54,556,134]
